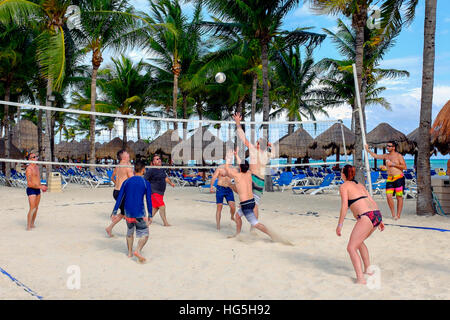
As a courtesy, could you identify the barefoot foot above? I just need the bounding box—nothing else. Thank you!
[133,251,146,263]
[105,228,113,237]
[356,277,367,285]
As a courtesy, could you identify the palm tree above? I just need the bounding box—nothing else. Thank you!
[73,0,137,166]
[97,55,152,148]
[416,0,436,216]
[203,0,325,191]
[145,0,205,133]
[318,18,409,129]
[310,0,418,182]
[0,21,37,183]
[271,43,329,128]
[0,0,76,176]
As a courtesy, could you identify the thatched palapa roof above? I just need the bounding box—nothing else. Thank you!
[147,130,182,156]
[366,122,413,154]
[96,137,135,159]
[431,100,450,155]
[0,138,23,158]
[313,123,355,154]
[273,127,314,159]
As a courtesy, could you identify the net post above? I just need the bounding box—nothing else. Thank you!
[352,63,373,196]
[338,119,348,164]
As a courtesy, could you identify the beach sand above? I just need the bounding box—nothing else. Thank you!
[0,184,449,300]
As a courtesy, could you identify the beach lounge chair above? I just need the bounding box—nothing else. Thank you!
[292,173,335,195]
[273,172,293,192]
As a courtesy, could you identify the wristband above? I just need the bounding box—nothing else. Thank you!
[338,223,343,227]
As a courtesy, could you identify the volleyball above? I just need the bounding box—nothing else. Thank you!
[215,72,226,83]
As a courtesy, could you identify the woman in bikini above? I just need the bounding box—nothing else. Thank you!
[337,165,385,284]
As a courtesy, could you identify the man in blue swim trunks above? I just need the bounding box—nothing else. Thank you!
[210,165,236,230]
[25,153,47,230]
[112,160,153,263]
[224,150,274,240]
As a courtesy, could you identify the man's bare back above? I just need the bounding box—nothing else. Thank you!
[113,165,134,190]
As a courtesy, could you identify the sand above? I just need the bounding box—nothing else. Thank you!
[0,184,449,300]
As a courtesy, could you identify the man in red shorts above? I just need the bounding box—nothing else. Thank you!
[144,154,175,226]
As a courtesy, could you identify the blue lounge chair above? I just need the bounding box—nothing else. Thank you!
[198,179,218,192]
[292,173,335,195]
[273,172,294,192]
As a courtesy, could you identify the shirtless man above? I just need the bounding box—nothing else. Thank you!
[210,165,236,230]
[105,149,134,237]
[224,150,274,240]
[25,153,47,230]
[233,113,273,220]
[365,142,407,220]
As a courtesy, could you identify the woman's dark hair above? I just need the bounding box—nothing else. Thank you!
[240,161,250,173]
[342,164,356,181]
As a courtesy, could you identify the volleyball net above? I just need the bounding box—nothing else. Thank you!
[1,100,351,181]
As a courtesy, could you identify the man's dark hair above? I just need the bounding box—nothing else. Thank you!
[135,159,146,173]
[389,141,397,150]
[240,161,250,173]
[117,149,126,161]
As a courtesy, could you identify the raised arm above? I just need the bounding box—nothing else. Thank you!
[233,113,254,150]
[364,144,386,160]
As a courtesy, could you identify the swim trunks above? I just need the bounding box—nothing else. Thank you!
[215,185,235,204]
[237,198,259,226]
[251,174,265,199]
[151,193,165,208]
[357,210,382,227]
[26,187,41,196]
[113,189,125,215]
[125,217,149,238]
[386,174,405,197]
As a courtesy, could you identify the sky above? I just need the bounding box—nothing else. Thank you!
[101,0,450,158]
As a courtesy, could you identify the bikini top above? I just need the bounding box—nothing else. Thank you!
[347,180,368,206]
[348,195,368,207]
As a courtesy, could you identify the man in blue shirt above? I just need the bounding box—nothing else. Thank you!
[112,160,152,263]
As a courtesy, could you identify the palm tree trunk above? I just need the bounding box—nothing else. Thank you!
[44,77,53,180]
[261,40,273,192]
[3,83,11,186]
[182,92,188,140]
[137,119,141,140]
[417,0,436,216]
[251,73,257,144]
[122,118,128,149]
[172,72,179,131]
[352,7,367,183]
[89,66,99,171]
[51,116,56,161]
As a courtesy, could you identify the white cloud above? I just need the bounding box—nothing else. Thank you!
[379,56,421,69]
[406,85,450,107]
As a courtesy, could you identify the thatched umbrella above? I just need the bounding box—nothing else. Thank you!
[0,138,23,158]
[55,141,72,160]
[11,119,43,151]
[172,126,226,163]
[307,146,330,161]
[406,127,436,168]
[273,127,314,159]
[431,100,450,155]
[132,139,150,157]
[313,123,354,166]
[96,137,135,159]
[367,122,414,168]
[147,130,182,157]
